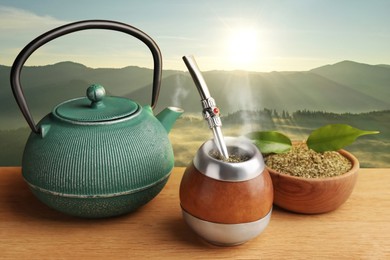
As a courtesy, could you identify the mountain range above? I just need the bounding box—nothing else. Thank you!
[1,60,389,129]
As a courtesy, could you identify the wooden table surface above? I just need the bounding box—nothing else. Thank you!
[0,167,389,259]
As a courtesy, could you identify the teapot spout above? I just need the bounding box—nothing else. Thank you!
[156,107,184,133]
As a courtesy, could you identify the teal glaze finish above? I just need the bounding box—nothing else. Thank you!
[20,90,182,218]
[22,105,174,198]
[23,105,173,194]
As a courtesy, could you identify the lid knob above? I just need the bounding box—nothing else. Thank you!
[87,84,106,108]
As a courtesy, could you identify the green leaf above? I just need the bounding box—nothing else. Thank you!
[307,124,379,152]
[245,131,292,154]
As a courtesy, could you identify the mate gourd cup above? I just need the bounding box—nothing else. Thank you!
[180,137,273,246]
[10,20,183,218]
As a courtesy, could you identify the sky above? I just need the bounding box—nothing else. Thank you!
[1,0,390,72]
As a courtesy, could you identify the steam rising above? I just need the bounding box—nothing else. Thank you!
[171,74,190,108]
[225,72,257,135]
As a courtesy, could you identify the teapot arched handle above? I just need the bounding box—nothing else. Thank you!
[10,20,162,134]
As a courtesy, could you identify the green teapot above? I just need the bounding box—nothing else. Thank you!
[10,20,183,218]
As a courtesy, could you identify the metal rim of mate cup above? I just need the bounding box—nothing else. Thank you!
[180,136,273,246]
[194,136,265,182]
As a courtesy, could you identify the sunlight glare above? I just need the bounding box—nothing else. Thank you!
[227,27,259,69]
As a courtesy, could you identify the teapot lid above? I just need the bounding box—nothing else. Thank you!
[54,84,139,123]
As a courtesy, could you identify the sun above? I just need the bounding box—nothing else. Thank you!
[226,27,259,69]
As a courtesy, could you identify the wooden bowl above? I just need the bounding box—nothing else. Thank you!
[268,149,359,214]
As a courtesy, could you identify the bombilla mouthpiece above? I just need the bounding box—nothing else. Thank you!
[182,55,229,159]
[182,55,210,100]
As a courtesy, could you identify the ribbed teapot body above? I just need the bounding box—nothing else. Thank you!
[22,107,174,217]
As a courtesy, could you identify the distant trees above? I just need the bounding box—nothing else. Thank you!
[221,108,390,126]
[292,109,390,121]
[223,109,273,124]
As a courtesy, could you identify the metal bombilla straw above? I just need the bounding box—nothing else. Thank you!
[182,55,229,159]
